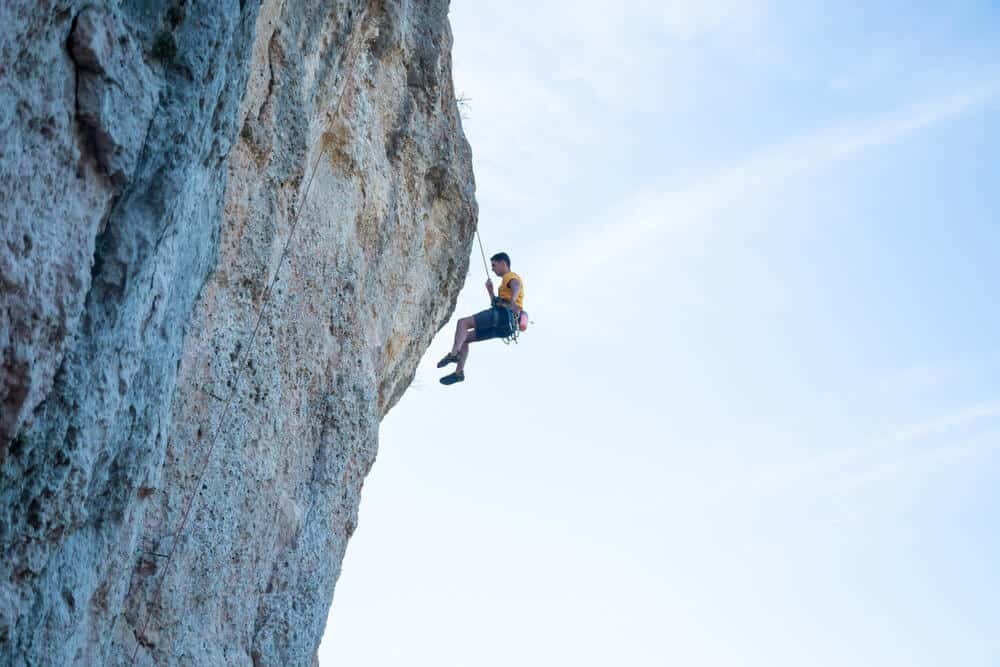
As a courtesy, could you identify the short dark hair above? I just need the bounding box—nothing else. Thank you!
[490,252,511,266]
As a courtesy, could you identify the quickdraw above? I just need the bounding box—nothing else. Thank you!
[502,308,519,345]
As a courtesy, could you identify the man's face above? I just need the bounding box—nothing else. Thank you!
[491,260,505,276]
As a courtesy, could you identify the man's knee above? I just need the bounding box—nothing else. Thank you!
[458,316,475,329]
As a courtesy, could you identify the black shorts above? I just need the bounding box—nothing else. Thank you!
[473,306,515,341]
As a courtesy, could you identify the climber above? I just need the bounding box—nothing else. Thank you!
[438,252,524,385]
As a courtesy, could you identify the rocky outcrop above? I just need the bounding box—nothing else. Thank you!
[0,1,475,664]
[69,6,159,186]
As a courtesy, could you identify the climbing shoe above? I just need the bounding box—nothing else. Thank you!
[436,352,459,368]
[439,371,465,386]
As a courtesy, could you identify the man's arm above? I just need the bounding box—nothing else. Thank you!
[507,279,521,315]
[486,278,496,303]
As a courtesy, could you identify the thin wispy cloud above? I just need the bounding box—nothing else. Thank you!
[888,397,1000,444]
[748,396,1000,497]
[840,398,1000,492]
[539,76,1000,297]
[874,362,960,397]
[834,430,999,492]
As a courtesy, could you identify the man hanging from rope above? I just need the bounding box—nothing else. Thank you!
[437,251,525,385]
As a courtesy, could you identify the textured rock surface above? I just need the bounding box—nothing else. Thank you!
[0,1,475,665]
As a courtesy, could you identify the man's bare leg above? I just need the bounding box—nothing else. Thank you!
[456,331,478,373]
[451,316,475,357]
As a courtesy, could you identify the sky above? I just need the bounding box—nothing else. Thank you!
[319,2,1000,665]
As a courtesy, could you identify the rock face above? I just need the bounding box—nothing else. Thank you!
[0,1,475,664]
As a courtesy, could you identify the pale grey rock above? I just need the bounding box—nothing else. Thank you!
[1,0,474,665]
[0,0,113,465]
[69,5,159,185]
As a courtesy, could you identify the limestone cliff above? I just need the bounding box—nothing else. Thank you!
[0,1,475,664]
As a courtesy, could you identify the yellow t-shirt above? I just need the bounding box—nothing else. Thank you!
[498,271,525,309]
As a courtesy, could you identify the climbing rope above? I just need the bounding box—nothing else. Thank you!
[475,228,490,279]
[130,141,328,663]
[129,14,369,663]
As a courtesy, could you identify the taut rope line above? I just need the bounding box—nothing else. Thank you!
[129,13,369,662]
[475,229,490,279]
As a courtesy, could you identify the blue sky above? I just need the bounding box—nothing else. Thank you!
[319,2,1000,665]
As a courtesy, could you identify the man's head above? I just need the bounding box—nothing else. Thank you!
[490,252,511,276]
